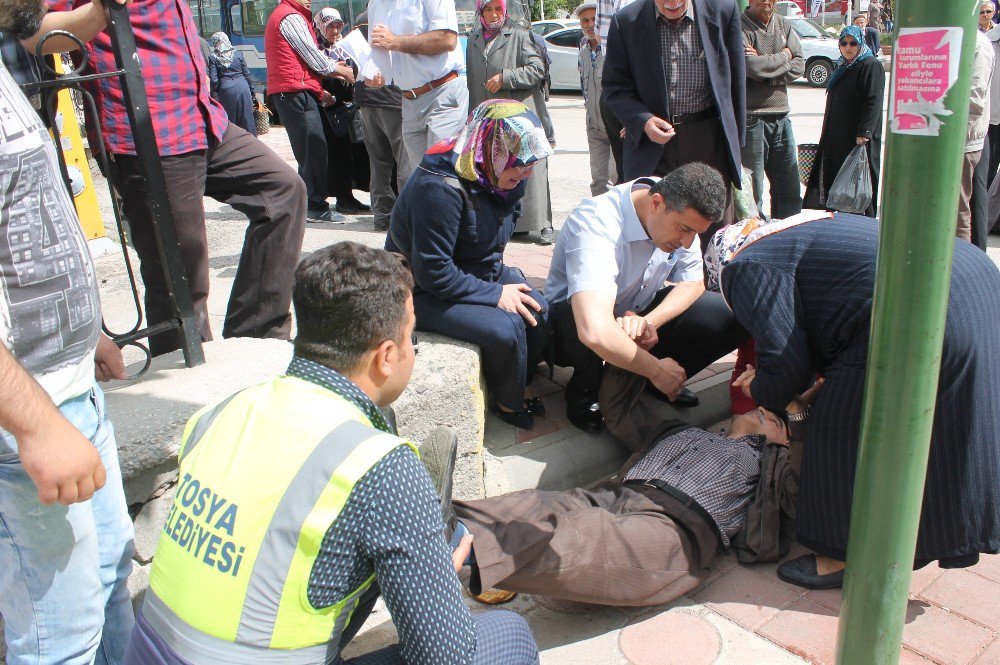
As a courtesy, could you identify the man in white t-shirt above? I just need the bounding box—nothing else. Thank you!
[546,162,747,432]
[0,1,134,661]
[365,0,469,168]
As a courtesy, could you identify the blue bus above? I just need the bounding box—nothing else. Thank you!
[185,0,530,95]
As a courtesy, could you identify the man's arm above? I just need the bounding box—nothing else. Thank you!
[278,13,336,76]
[369,26,456,55]
[572,291,687,396]
[724,1,746,145]
[0,345,106,505]
[602,15,655,143]
[643,280,704,329]
[21,0,120,55]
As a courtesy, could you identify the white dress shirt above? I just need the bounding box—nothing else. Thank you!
[367,0,465,90]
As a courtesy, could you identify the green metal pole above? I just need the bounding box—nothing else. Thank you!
[835,1,979,664]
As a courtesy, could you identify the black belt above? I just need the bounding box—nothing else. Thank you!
[748,112,788,121]
[625,478,725,547]
[669,107,717,126]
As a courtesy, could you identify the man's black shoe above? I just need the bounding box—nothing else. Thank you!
[566,394,603,432]
[777,554,844,590]
[646,384,700,408]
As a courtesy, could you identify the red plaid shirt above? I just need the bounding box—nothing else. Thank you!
[49,0,229,155]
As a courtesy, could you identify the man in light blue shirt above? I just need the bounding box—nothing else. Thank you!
[546,162,747,432]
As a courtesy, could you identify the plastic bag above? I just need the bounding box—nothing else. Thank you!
[825,144,872,214]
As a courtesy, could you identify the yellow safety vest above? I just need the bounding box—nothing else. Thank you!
[144,375,415,662]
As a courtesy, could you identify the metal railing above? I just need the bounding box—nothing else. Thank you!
[20,1,205,375]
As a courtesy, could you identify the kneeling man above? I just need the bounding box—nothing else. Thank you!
[546,162,748,431]
[126,242,538,665]
[455,405,795,606]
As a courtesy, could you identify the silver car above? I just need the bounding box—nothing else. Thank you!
[543,27,585,91]
[788,17,843,87]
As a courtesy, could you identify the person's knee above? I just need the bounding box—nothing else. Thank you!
[474,610,538,665]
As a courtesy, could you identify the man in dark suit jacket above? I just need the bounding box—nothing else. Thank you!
[602,0,745,241]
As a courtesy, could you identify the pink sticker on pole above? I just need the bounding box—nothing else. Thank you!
[889,27,963,136]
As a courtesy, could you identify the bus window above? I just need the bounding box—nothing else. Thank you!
[188,0,224,36]
[242,0,280,36]
[230,2,243,34]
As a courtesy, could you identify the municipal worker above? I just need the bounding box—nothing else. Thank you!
[124,242,539,664]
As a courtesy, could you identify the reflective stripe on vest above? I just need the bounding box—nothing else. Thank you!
[147,376,415,659]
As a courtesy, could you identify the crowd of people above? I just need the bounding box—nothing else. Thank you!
[1,0,999,663]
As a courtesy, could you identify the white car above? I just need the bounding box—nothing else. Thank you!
[542,27,586,91]
[531,19,579,36]
[775,1,805,17]
[788,17,841,87]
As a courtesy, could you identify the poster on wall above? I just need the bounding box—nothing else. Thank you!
[889,27,963,136]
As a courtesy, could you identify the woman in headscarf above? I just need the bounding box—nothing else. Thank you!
[466,0,555,245]
[706,212,1000,590]
[207,32,256,135]
[313,8,372,215]
[803,24,884,216]
[386,100,554,429]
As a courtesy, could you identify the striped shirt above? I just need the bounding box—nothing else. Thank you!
[597,0,639,50]
[279,13,336,76]
[624,427,764,546]
[657,5,713,116]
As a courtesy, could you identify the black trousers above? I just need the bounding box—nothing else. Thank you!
[551,287,748,402]
[599,95,625,184]
[654,115,737,254]
[971,138,990,251]
[111,123,306,356]
[271,90,329,211]
[988,123,1000,187]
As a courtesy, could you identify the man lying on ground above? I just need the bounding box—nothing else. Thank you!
[454,394,809,606]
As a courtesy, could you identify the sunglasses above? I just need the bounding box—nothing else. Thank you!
[840,40,859,47]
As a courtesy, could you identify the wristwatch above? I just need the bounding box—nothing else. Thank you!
[787,406,810,422]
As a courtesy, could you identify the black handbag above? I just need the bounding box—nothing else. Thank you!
[328,102,365,144]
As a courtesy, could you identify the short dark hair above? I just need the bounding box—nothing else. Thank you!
[293,242,413,374]
[649,162,727,225]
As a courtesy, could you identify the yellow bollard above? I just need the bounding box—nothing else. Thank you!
[50,56,105,240]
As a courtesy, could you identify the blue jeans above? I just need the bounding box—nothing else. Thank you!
[740,113,803,220]
[0,384,135,664]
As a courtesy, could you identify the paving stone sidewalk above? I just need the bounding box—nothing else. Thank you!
[251,124,1000,665]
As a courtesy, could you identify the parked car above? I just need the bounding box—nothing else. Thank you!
[788,16,841,87]
[775,1,805,17]
[543,27,585,91]
[531,19,579,36]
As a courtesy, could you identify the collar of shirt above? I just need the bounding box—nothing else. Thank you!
[286,356,392,433]
[655,2,695,26]
[623,178,659,244]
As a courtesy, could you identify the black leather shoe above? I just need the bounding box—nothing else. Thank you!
[524,397,545,416]
[566,393,603,432]
[490,401,534,429]
[777,554,845,590]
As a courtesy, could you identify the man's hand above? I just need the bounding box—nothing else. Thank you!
[19,416,107,505]
[856,136,870,145]
[451,533,473,573]
[617,311,658,350]
[364,72,386,87]
[643,116,675,145]
[371,24,397,51]
[787,377,824,414]
[94,333,125,382]
[783,47,793,58]
[733,364,755,398]
[485,73,502,93]
[320,90,335,107]
[497,283,542,326]
[649,356,686,399]
[745,45,758,56]
[332,61,355,83]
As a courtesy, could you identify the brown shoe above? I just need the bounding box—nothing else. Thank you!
[473,588,517,605]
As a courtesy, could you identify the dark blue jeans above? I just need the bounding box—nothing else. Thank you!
[740,113,803,221]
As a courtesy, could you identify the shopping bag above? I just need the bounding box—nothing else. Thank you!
[734,167,757,221]
[253,100,270,135]
[797,143,819,186]
[825,144,872,214]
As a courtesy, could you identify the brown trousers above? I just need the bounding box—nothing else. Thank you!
[455,481,719,607]
[110,123,306,355]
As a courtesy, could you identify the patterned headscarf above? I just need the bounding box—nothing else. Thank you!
[452,99,553,196]
[314,8,345,51]
[828,25,874,89]
[210,32,235,68]
[478,0,507,42]
[704,211,834,292]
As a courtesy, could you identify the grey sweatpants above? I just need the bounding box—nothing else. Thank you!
[401,75,469,170]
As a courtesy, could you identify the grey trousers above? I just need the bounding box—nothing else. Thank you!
[958,149,982,242]
[455,481,719,607]
[360,105,410,230]
[401,75,469,170]
[586,125,615,196]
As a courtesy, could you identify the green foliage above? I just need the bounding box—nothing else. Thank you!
[530,0,578,21]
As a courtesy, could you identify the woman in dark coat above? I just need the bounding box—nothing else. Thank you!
[208,32,256,135]
[386,100,553,429]
[466,0,555,245]
[804,25,884,216]
[709,214,1000,589]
